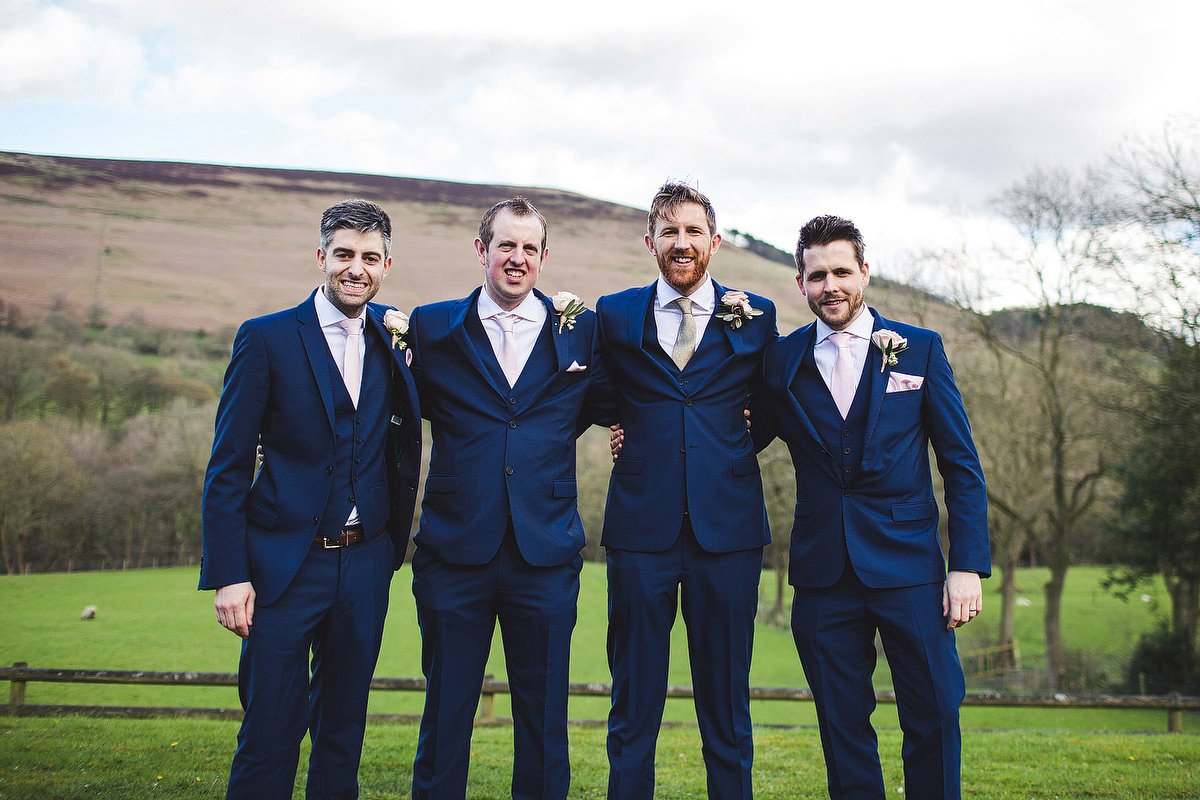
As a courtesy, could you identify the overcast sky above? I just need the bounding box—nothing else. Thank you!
[2,0,1198,283]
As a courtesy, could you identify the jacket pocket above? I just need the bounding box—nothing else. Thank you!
[424,474,460,494]
[553,480,578,498]
[612,457,644,475]
[732,456,760,476]
[794,499,812,518]
[246,499,278,530]
[891,501,935,522]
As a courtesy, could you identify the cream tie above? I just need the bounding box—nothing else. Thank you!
[339,317,363,408]
[496,313,522,387]
[672,297,697,369]
[829,331,856,419]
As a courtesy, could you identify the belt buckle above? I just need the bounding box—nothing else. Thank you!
[320,536,343,550]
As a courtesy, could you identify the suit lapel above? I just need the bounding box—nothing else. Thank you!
[783,323,824,448]
[365,303,420,422]
[297,290,337,432]
[861,309,889,452]
[449,287,510,400]
[630,284,679,386]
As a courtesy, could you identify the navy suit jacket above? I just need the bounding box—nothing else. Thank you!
[407,287,614,567]
[199,291,422,606]
[763,309,990,589]
[596,280,776,553]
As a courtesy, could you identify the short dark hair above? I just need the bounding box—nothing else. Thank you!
[320,199,392,258]
[647,181,717,237]
[478,196,548,253]
[795,214,865,275]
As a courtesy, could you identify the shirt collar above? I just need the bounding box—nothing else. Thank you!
[816,306,876,344]
[314,285,358,329]
[476,287,546,323]
[655,273,714,313]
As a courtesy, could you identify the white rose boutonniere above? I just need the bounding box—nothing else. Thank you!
[551,291,586,333]
[383,309,409,350]
[871,329,908,372]
[715,290,764,329]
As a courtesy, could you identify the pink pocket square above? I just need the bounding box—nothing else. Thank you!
[886,371,924,392]
[566,361,588,372]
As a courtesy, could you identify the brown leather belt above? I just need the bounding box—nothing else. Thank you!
[314,523,369,549]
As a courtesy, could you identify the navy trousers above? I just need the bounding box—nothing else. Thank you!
[606,521,763,800]
[411,532,581,800]
[791,568,965,800]
[226,530,394,800]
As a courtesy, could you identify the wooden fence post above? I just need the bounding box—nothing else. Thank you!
[478,674,494,722]
[1167,693,1183,733]
[8,662,26,712]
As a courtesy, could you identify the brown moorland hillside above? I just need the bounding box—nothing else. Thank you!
[0,151,877,335]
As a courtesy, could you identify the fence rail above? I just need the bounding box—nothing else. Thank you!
[3,662,1197,732]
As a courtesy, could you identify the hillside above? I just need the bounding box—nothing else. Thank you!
[0,151,925,336]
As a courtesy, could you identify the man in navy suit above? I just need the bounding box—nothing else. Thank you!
[596,182,777,800]
[406,197,613,800]
[200,200,421,800]
[763,215,989,799]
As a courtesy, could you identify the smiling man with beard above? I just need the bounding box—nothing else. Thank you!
[595,182,777,800]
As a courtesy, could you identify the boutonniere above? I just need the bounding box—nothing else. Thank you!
[383,309,409,350]
[551,291,586,333]
[715,290,763,329]
[871,329,908,372]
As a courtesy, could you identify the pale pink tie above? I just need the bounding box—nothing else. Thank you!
[829,331,856,419]
[496,313,522,387]
[339,317,363,408]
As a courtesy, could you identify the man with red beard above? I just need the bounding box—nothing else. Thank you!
[595,182,777,800]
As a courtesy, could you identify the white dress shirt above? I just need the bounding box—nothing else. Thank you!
[654,274,715,359]
[477,289,548,380]
[813,307,876,393]
[313,286,367,526]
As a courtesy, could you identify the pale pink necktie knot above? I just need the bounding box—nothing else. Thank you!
[829,331,856,419]
[338,317,364,408]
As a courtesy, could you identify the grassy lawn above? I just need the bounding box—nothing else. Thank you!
[1,716,1198,799]
[0,563,1188,731]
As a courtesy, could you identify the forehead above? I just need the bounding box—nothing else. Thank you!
[326,228,386,254]
[803,240,859,273]
[490,209,545,247]
[653,202,712,235]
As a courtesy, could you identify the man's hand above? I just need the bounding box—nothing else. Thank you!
[609,423,624,461]
[943,570,982,630]
[214,581,256,638]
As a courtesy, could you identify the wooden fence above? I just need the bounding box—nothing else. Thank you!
[3,662,1197,733]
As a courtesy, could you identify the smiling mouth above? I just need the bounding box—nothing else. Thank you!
[503,268,526,279]
[340,279,368,293]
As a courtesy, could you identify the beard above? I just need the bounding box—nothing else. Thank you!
[809,289,865,330]
[656,246,709,294]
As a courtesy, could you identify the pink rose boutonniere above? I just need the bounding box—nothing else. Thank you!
[552,291,586,333]
[871,329,908,372]
[383,309,409,350]
[715,290,763,329]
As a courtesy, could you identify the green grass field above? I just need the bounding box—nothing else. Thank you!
[0,563,1188,731]
[1,716,1197,799]
[1,564,1198,797]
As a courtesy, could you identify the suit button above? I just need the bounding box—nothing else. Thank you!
[679,445,686,453]
[353,476,359,482]
[844,466,853,474]
[355,416,362,424]
[356,436,363,443]
[349,495,355,502]
[509,420,518,429]
[508,397,517,405]
[505,466,514,475]
[312,516,320,525]
[843,489,851,497]
[684,398,693,406]
[325,466,333,474]
[843,448,851,455]
[843,429,851,437]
